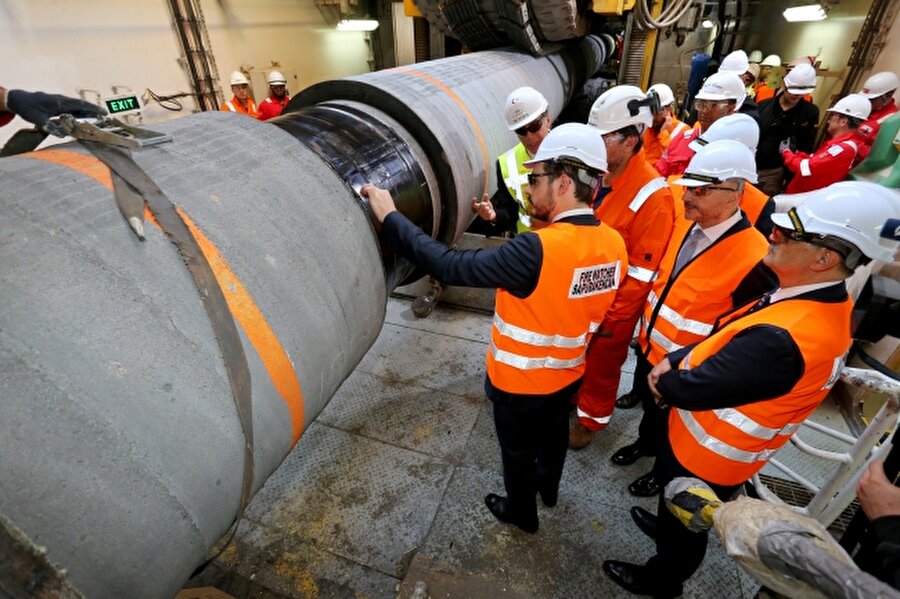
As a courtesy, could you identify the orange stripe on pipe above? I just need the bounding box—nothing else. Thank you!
[24,148,306,444]
[394,67,491,193]
[178,209,305,442]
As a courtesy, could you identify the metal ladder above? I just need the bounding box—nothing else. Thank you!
[751,366,900,526]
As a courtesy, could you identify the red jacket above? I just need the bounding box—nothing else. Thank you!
[655,125,700,177]
[852,99,898,166]
[782,132,859,193]
[258,95,290,121]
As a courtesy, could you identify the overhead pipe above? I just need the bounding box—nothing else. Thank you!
[0,36,606,598]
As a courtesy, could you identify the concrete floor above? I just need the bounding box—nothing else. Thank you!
[186,290,762,599]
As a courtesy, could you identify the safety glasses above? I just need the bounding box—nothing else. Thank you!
[694,99,732,112]
[527,172,552,186]
[516,114,546,137]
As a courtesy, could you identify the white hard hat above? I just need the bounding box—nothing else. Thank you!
[771,181,900,265]
[719,50,750,76]
[695,72,747,110]
[588,85,654,135]
[784,63,817,94]
[648,83,676,107]
[229,70,250,86]
[748,50,763,64]
[827,93,872,120]
[760,54,782,67]
[522,123,608,173]
[675,139,758,186]
[267,70,287,85]
[860,71,899,99]
[504,86,549,131]
[689,113,760,153]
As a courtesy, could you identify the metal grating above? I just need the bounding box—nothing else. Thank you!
[757,474,860,534]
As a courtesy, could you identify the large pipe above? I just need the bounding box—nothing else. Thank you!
[0,37,605,598]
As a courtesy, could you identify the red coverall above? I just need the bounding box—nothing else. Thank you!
[852,99,898,166]
[576,153,676,431]
[258,95,291,121]
[782,132,859,193]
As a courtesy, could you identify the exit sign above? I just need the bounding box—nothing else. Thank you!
[104,95,141,116]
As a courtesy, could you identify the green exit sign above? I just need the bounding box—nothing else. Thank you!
[104,95,141,115]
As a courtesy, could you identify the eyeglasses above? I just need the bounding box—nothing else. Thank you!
[602,132,625,144]
[684,185,739,197]
[694,99,732,112]
[527,172,552,186]
[515,114,546,137]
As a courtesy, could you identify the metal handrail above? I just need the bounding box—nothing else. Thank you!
[750,366,900,525]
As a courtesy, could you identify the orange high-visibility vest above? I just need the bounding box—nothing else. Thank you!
[220,97,259,119]
[639,217,768,365]
[486,221,627,394]
[668,296,852,485]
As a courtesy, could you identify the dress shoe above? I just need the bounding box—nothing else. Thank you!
[568,422,596,450]
[484,494,538,534]
[610,441,649,466]
[602,560,682,598]
[615,390,641,409]
[628,472,662,497]
[629,506,658,540]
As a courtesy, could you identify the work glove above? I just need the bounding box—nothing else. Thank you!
[6,90,106,136]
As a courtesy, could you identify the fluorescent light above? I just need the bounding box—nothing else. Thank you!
[701,19,714,28]
[783,4,827,22]
[336,19,379,31]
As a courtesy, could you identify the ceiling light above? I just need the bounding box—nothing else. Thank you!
[701,19,714,28]
[336,19,379,32]
[783,4,827,22]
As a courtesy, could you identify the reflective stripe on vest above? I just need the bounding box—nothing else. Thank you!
[799,158,812,176]
[500,144,532,231]
[674,409,785,463]
[647,290,715,337]
[493,313,589,349]
[226,101,237,112]
[489,339,586,371]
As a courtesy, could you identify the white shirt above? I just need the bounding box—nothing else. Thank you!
[770,280,842,303]
[552,207,595,223]
[684,208,744,260]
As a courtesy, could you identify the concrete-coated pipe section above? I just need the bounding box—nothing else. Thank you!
[0,37,605,598]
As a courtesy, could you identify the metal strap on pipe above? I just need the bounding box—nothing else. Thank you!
[79,141,256,533]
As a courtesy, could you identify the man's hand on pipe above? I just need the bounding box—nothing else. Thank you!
[361,184,397,223]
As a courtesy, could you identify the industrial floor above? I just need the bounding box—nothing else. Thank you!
[186,284,771,599]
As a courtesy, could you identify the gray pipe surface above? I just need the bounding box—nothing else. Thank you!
[0,37,605,598]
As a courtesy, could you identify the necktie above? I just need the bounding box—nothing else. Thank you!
[673,227,703,275]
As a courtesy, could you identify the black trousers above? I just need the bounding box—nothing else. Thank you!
[634,353,668,459]
[489,378,577,522]
[644,438,741,591]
